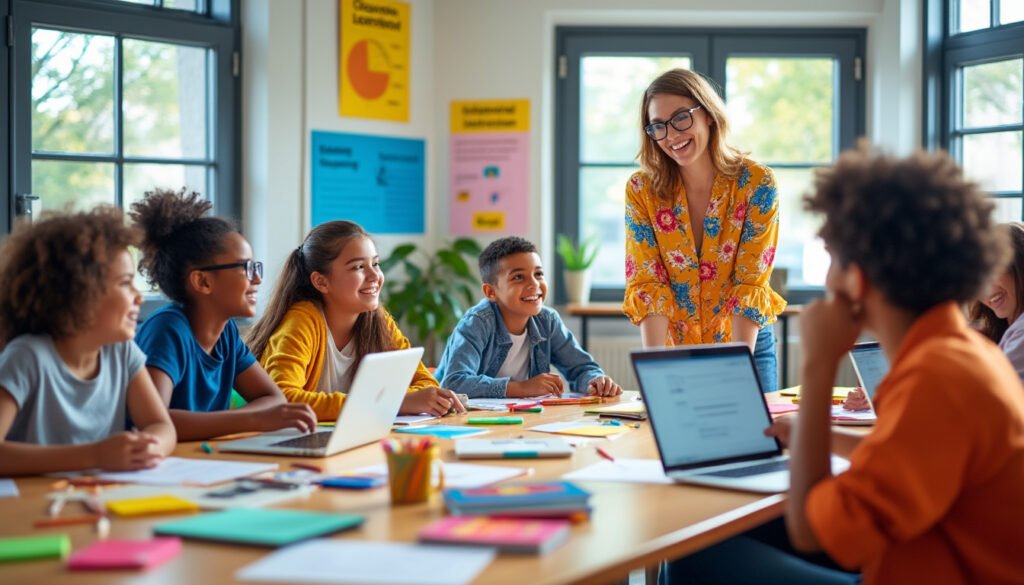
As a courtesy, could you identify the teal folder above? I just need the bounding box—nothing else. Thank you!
[0,534,71,563]
[153,508,364,547]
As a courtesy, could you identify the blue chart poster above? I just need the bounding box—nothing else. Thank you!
[311,130,425,234]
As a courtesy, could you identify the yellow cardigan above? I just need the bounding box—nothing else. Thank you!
[259,300,437,420]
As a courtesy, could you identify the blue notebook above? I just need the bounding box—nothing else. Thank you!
[444,480,591,509]
[153,508,363,547]
[394,425,488,439]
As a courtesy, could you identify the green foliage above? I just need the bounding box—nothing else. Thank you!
[380,238,483,365]
[556,234,599,271]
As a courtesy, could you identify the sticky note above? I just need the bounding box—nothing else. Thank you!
[106,494,200,517]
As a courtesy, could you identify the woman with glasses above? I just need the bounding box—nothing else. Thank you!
[132,188,318,440]
[624,68,786,390]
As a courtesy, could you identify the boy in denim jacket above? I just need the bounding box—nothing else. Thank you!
[434,237,622,399]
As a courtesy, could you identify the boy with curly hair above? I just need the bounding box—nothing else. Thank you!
[0,207,176,475]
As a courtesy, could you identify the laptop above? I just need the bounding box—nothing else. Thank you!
[218,347,424,457]
[632,343,848,493]
[832,342,889,426]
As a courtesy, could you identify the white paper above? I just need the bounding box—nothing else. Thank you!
[393,414,438,425]
[0,479,18,498]
[236,539,495,585]
[831,404,876,423]
[466,398,542,411]
[562,459,672,485]
[96,482,314,510]
[354,462,530,488]
[529,420,630,440]
[94,457,278,486]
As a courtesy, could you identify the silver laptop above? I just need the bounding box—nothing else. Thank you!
[632,343,848,493]
[218,347,424,457]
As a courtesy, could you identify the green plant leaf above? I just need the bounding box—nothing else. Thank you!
[437,249,472,279]
[452,238,482,256]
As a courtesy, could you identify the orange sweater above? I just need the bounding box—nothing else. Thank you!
[259,301,437,420]
[807,302,1024,584]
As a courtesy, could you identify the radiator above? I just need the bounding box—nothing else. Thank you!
[585,336,642,390]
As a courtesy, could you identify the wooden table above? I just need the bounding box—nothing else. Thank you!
[565,303,804,387]
[0,395,784,585]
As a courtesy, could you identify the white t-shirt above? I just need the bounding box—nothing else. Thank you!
[496,330,531,381]
[317,327,357,394]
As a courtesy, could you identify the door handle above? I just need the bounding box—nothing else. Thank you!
[15,193,40,221]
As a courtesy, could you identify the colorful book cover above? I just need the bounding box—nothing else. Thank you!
[67,537,182,570]
[419,516,570,554]
[0,534,70,563]
[153,508,364,547]
[444,480,590,510]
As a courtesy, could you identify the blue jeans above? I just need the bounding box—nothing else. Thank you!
[754,326,778,392]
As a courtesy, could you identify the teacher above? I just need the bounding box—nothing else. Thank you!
[623,69,786,390]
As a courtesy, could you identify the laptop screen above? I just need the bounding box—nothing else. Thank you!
[849,344,889,400]
[633,349,779,470]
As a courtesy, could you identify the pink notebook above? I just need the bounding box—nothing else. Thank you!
[67,537,181,571]
[418,516,570,554]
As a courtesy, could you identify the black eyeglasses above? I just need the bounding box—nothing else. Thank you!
[644,105,704,141]
[195,260,263,282]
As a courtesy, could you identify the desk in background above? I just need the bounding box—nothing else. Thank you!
[565,303,804,387]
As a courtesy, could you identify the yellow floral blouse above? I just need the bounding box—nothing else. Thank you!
[623,159,787,345]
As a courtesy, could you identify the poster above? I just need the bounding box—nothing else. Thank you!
[448,99,530,235]
[339,0,410,122]
[311,130,424,234]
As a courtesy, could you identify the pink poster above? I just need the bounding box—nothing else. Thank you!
[448,132,530,235]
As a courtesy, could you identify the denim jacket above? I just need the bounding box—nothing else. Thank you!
[434,299,605,398]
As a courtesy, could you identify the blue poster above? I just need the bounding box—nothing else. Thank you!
[311,130,425,234]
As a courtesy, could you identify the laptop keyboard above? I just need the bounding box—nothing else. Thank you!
[700,459,789,478]
[270,431,332,450]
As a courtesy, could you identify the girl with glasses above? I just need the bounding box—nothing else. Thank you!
[246,220,466,421]
[131,188,317,441]
[625,68,786,390]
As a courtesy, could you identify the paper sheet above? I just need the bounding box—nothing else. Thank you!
[394,425,488,439]
[96,483,315,510]
[393,414,438,425]
[562,459,672,485]
[0,479,18,498]
[530,421,630,438]
[831,404,876,424]
[237,539,495,585]
[354,462,529,488]
[93,457,277,486]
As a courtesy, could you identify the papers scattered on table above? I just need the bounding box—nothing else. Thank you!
[467,398,543,411]
[98,482,315,510]
[530,420,630,438]
[353,462,530,488]
[393,414,438,426]
[236,539,495,585]
[93,457,277,486]
[563,459,672,485]
[0,479,18,498]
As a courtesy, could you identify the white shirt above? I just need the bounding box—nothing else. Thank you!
[317,326,357,393]
[496,330,531,381]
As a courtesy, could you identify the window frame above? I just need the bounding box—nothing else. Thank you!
[553,26,866,305]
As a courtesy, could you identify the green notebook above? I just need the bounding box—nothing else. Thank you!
[153,508,364,547]
[0,534,71,563]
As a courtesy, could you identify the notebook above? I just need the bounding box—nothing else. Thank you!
[153,508,364,547]
[419,516,570,554]
[67,538,181,571]
[218,348,423,457]
[632,343,849,493]
[0,534,70,563]
[454,438,573,459]
[584,402,647,420]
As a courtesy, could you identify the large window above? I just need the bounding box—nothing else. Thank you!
[4,0,239,231]
[555,28,865,303]
[927,0,1024,220]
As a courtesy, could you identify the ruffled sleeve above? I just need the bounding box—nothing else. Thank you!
[622,172,676,325]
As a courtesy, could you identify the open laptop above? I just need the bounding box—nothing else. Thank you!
[831,341,889,426]
[632,344,848,493]
[219,347,424,457]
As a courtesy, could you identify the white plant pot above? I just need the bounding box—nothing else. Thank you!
[563,270,592,304]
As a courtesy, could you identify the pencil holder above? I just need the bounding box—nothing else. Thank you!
[384,442,443,505]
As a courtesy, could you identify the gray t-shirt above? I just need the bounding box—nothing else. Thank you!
[0,335,147,445]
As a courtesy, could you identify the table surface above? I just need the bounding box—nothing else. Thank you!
[0,393,788,585]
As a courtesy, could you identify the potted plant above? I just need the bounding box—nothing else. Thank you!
[557,234,598,304]
[380,238,483,365]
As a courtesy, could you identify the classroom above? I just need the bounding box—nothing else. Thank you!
[1,0,1023,584]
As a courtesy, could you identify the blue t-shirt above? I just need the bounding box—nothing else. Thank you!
[135,304,257,412]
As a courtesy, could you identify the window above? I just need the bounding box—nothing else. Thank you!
[555,28,865,303]
[4,0,239,232]
[927,0,1024,222]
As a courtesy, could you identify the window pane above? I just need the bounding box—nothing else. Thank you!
[32,29,115,155]
[123,163,210,211]
[1001,0,1024,24]
[579,166,637,287]
[123,39,209,159]
[962,132,1023,192]
[992,197,1023,223]
[31,160,115,211]
[727,58,835,165]
[772,168,827,287]
[580,56,691,163]
[959,0,991,32]
[165,0,202,11]
[962,59,1023,127]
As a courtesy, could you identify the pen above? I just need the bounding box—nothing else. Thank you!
[595,446,616,462]
[201,443,213,454]
[291,462,322,473]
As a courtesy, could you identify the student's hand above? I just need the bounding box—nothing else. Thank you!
[253,403,318,433]
[401,387,465,416]
[94,431,164,471]
[842,388,871,411]
[507,373,564,398]
[764,415,796,449]
[800,294,863,369]
[588,376,622,397]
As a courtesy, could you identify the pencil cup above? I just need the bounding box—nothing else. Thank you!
[384,444,443,505]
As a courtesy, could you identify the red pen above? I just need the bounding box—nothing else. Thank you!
[595,446,616,462]
[507,402,541,411]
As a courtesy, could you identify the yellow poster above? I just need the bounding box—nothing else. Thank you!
[339,0,410,122]
[450,99,530,133]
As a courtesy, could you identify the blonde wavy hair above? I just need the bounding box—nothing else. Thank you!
[638,69,748,200]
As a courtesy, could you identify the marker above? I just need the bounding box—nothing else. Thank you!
[291,462,322,473]
[595,446,616,463]
[201,443,213,454]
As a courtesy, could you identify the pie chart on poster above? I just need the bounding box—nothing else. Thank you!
[347,39,391,100]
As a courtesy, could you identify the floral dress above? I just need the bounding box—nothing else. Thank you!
[623,159,787,345]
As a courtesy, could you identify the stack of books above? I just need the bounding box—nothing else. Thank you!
[419,516,570,555]
[442,480,592,520]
